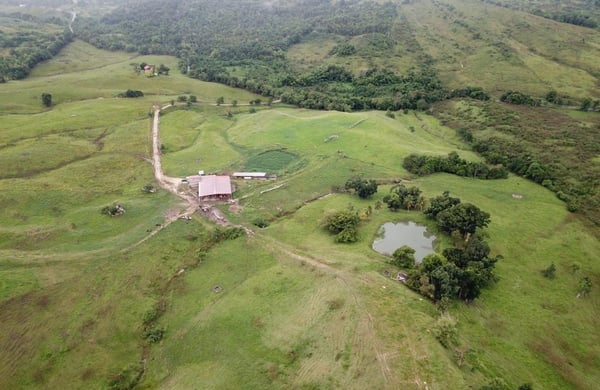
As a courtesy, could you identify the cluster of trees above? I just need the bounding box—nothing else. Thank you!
[500,90,541,106]
[450,86,490,101]
[117,89,144,98]
[0,13,72,80]
[184,59,449,111]
[540,11,598,28]
[383,184,426,211]
[472,139,552,185]
[403,152,508,179]
[387,190,498,301]
[72,0,497,112]
[330,43,356,56]
[544,89,598,110]
[76,0,395,59]
[321,207,361,243]
[579,97,600,111]
[344,177,378,199]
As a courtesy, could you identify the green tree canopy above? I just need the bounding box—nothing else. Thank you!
[322,207,360,243]
[383,184,425,211]
[436,203,491,238]
[345,177,378,199]
[424,191,461,219]
[391,245,416,269]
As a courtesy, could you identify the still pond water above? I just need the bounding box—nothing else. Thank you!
[372,221,437,263]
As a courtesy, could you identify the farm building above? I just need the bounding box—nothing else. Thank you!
[232,172,269,180]
[144,65,156,77]
[198,175,232,201]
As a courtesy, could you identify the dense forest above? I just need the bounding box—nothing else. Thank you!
[0,12,72,80]
[73,0,453,110]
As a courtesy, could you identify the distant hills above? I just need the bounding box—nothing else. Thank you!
[2,0,600,106]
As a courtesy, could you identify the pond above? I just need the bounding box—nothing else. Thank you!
[372,221,437,263]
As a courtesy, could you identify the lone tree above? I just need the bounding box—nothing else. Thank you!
[41,92,52,107]
[345,176,378,199]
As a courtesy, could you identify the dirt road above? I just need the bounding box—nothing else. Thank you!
[151,106,201,220]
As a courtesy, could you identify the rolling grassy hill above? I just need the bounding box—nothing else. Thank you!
[1,0,600,388]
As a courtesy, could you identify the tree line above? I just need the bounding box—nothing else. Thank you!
[0,13,72,80]
[70,0,498,112]
[403,152,508,179]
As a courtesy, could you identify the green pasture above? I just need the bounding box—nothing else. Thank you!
[244,150,300,173]
[284,0,600,100]
[0,40,262,114]
[415,174,600,388]
[285,32,417,76]
[0,220,208,389]
[142,230,468,389]
[0,37,599,390]
[400,0,600,99]
[254,172,600,389]
[159,106,473,183]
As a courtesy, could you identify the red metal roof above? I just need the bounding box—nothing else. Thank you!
[198,175,232,197]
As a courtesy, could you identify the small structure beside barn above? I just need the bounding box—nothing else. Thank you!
[198,175,232,201]
[232,172,269,180]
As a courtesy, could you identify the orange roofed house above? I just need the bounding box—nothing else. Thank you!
[198,175,232,201]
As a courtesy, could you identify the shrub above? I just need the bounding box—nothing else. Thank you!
[141,183,156,193]
[101,203,125,217]
[212,226,245,242]
[432,314,458,348]
[500,90,540,106]
[481,377,508,390]
[41,92,52,107]
[252,218,270,228]
[142,309,159,326]
[541,263,556,279]
[118,89,144,98]
[107,363,143,390]
[143,327,165,343]
[335,226,358,243]
[322,207,360,243]
[345,176,378,199]
[577,276,592,297]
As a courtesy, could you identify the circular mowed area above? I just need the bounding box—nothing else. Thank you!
[244,150,300,173]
